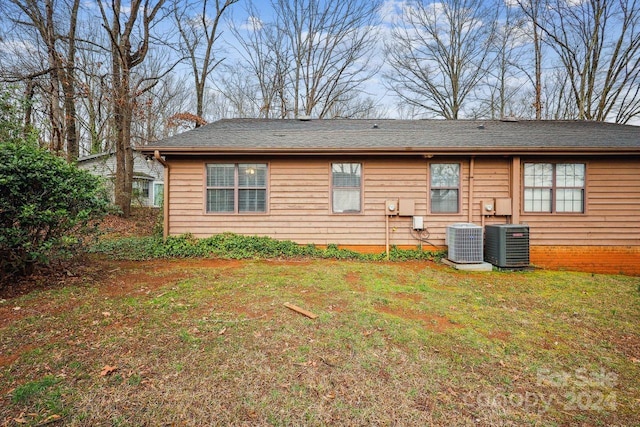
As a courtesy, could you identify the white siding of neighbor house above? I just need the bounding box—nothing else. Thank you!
[78,152,164,207]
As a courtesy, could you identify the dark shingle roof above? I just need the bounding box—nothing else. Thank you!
[141,118,640,155]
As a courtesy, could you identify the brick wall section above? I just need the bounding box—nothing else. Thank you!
[530,246,640,275]
[339,245,640,276]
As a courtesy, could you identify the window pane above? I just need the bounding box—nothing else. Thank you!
[238,164,267,187]
[332,163,361,187]
[333,189,361,213]
[153,183,163,207]
[430,189,458,213]
[207,189,234,212]
[556,189,583,213]
[239,189,267,212]
[524,188,552,212]
[431,164,459,187]
[524,163,553,187]
[556,164,585,187]
[207,164,235,187]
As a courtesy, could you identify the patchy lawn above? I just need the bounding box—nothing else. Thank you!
[1,257,639,426]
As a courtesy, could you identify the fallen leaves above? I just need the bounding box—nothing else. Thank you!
[12,413,61,425]
[100,365,118,376]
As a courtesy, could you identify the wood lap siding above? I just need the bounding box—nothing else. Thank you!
[168,157,432,245]
[166,156,640,248]
[472,158,511,226]
[520,158,640,246]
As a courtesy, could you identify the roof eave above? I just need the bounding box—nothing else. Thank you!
[138,145,640,156]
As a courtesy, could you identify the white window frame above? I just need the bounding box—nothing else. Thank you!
[523,162,585,214]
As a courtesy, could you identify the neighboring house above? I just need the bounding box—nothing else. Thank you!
[140,118,640,274]
[77,150,164,208]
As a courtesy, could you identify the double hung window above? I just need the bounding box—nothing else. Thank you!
[430,163,460,213]
[523,163,585,213]
[206,163,267,213]
[332,163,362,213]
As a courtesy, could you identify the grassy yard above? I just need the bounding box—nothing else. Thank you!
[1,257,639,426]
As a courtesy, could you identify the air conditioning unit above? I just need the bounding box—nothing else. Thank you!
[446,223,483,264]
[484,224,530,268]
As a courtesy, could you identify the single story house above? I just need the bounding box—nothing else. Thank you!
[140,118,640,274]
[78,150,164,208]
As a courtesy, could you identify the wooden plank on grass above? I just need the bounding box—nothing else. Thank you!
[284,302,318,319]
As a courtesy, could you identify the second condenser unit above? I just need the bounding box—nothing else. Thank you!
[484,224,530,268]
[446,223,484,264]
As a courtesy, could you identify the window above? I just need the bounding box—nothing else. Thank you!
[133,179,150,198]
[524,163,585,213]
[332,163,361,213]
[206,163,267,213]
[430,163,460,213]
[153,182,164,207]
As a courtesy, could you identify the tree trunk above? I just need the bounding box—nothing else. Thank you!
[63,0,80,161]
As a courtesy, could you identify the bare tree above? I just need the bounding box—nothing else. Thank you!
[278,0,382,118]
[478,2,531,119]
[523,0,640,123]
[96,0,166,217]
[385,0,498,119]
[1,0,81,159]
[133,67,193,142]
[213,62,264,118]
[514,0,544,119]
[232,0,382,119]
[172,0,238,125]
[323,95,386,119]
[74,40,113,156]
[229,6,292,118]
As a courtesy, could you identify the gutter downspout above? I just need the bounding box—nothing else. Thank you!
[511,156,520,225]
[468,157,475,223]
[154,150,169,239]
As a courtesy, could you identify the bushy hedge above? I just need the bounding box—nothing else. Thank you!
[0,142,109,276]
[89,232,445,262]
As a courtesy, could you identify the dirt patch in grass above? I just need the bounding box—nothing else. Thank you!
[92,258,245,297]
[1,257,639,426]
[394,292,423,303]
[374,304,461,332]
[344,271,365,292]
[485,330,512,341]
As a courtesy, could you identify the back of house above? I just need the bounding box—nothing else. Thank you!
[140,118,640,274]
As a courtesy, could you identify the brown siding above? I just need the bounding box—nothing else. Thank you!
[166,155,640,251]
[168,157,434,246]
[520,158,640,246]
[470,158,512,227]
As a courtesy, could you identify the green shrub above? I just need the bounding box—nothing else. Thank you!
[90,233,446,262]
[0,142,109,276]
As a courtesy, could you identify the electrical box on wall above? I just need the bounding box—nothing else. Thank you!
[481,199,495,215]
[385,199,399,216]
[399,199,416,216]
[495,198,512,216]
[412,216,424,230]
